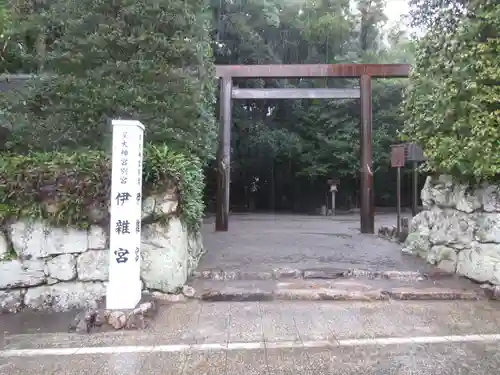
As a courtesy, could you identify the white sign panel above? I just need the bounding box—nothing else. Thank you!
[106,119,145,310]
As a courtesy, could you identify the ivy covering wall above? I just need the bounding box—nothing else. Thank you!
[0,145,205,231]
[0,0,215,228]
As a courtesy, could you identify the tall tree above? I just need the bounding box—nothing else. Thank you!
[357,0,388,56]
[209,0,414,210]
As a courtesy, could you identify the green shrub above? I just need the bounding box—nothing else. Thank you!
[143,144,205,231]
[0,144,205,231]
[0,0,212,234]
[1,0,216,160]
[402,0,500,183]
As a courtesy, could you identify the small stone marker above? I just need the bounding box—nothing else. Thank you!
[327,179,339,216]
[106,120,145,310]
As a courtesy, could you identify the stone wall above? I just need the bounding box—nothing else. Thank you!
[0,190,204,312]
[403,175,500,285]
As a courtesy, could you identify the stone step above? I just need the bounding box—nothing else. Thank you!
[189,278,486,302]
[191,268,454,282]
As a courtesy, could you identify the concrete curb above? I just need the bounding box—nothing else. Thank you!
[197,287,485,302]
[191,268,450,282]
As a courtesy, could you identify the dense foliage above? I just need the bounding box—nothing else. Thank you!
[208,0,417,210]
[0,144,205,230]
[0,1,38,73]
[1,0,216,160]
[0,0,214,228]
[1,0,422,216]
[402,0,500,182]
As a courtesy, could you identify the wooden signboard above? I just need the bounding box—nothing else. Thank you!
[390,144,406,168]
[327,179,340,186]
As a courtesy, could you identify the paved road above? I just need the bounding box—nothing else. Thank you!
[2,340,500,374]
[200,213,430,273]
[1,213,497,374]
[2,300,500,374]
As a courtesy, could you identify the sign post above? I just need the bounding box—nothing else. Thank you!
[412,161,418,216]
[405,143,426,217]
[107,120,145,310]
[390,145,406,237]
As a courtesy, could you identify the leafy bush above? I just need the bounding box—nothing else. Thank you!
[0,3,38,74]
[0,144,205,231]
[143,145,205,231]
[402,0,500,182]
[0,0,213,232]
[1,0,216,160]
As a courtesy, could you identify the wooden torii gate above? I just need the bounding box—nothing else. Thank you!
[215,64,410,234]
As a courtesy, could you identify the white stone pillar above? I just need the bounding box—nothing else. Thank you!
[106,120,145,310]
[330,184,337,216]
[331,191,336,216]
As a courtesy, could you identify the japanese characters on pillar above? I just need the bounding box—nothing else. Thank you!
[106,120,145,310]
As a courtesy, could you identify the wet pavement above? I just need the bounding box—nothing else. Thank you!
[190,276,486,302]
[3,341,500,375]
[2,300,500,374]
[2,213,499,373]
[193,213,483,302]
[199,213,431,274]
[0,310,80,336]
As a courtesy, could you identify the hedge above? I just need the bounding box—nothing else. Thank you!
[0,144,205,231]
[402,0,500,183]
[1,0,216,160]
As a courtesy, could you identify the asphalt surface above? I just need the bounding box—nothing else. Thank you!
[2,341,500,375]
[199,213,431,273]
[2,213,498,374]
[2,300,500,374]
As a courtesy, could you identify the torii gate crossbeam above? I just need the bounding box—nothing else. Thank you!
[215,64,410,234]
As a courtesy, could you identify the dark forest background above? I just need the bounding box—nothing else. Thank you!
[0,0,423,215]
[205,0,420,213]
